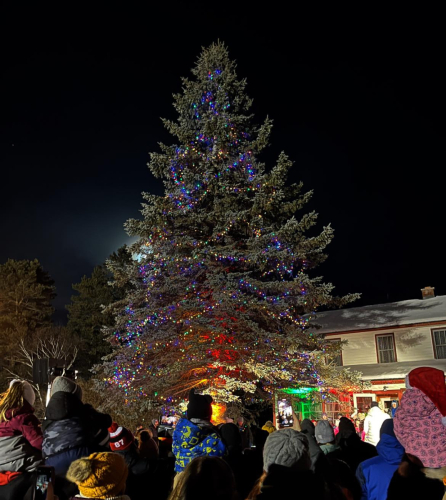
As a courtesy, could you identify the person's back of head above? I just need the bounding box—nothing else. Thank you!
[252,427,268,452]
[50,376,83,400]
[139,430,152,443]
[66,451,128,499]
[300,418,316,437]
[0,380,35,421]
[248,465,331,499]
[220,423,242,454]
[315,420,335,445]
[263,428,311,472]
[328,458,361,500]
[186,388,213,422]
[168,456,237,500]
[336,417,358,444]
[387,455,445,500]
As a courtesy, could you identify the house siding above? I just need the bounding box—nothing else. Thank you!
[329,323,446,366]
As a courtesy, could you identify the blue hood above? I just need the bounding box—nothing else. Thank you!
[376,433,404,465]
[172,418,226,473]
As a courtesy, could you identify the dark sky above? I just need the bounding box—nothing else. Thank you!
[1,8,444,321]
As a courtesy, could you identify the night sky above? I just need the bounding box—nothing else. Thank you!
[1,9,444,321]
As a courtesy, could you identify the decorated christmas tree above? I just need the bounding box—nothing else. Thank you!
[99,43,361,416]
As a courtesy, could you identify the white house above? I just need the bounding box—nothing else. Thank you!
[316,287,446,413]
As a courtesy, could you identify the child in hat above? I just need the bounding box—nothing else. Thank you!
[0,379,42,473]
[66,451,129,500]
[172,389,225,475]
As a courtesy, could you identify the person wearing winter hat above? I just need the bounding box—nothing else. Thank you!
[247,429,337,499]
[315,420,343,460]
[299,419,328,474]
[261,420,276,434]
[43,378,112,475]
[394,366,446,468]
[109,423,135,453]
[263,428,311,472]
[0,379,42,473]
[109,422,175,500]
[356,419,404,500]
[390,401,398,418]
[137,429,159,459]
[172,389,225,475]
[66,451,129,499]
[50,376,83,400]
[363,401,390,446]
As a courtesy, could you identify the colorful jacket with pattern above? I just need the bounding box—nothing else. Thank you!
[172,418,226,473]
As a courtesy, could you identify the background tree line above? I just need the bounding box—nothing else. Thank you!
[0,247,131,415]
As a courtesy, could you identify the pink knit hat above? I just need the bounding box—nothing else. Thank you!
[395,367,446,468]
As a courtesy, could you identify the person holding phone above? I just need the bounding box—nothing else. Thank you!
[35,466,58,500]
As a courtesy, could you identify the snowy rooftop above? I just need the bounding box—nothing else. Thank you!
[341,358,446,380]
[314,295,446,334]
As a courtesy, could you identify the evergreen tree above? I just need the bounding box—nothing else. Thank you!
[100,43,359,414]
[0,258,56,388]
[67,246,132,375]
[0,258,55,335]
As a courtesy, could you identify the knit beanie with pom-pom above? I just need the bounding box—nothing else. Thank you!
[9,379,35,407]
[66,451,128,498]
[50,375,83,400]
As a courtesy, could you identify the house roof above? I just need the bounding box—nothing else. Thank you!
[342,358,446,380]
[313,295,446,334]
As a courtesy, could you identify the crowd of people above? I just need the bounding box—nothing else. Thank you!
[0,366,445,499]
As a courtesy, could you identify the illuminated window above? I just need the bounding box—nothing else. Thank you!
[433,329,446,359]
[326,338,343,366]
[376,334,396,363]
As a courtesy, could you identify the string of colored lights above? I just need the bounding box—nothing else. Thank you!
[105,62,350,411]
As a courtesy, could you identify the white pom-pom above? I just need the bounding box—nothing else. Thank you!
[405,374,412,389]
[441,416,446,426]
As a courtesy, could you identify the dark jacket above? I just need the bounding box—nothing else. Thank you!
[42,392,111,475]
[300,419,327,474]
[116,444,175,500]
[253,464,345,500]
[386,458,445,500]
[336,432,377,473]
[336,417,377,473]
[220,423,262,499]
[238,423,253,450]
[0,471,36,500]
[356,433,404,500]
[0,401,42,472]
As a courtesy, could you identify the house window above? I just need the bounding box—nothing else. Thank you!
[376,334,396,363]
[433,329,446,359]
[325,339,343,366]
[355,396,373,413]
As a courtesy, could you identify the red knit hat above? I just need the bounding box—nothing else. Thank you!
[406,367,446,425]
[108,422,134,451]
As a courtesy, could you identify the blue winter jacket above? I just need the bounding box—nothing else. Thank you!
[172,418,226,473]
[356,433,404,500]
